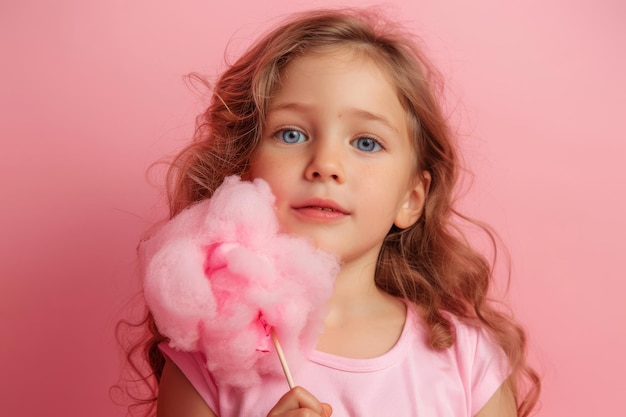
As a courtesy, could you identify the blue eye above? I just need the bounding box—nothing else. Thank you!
[353,137,382,152]
[277,129,307,144]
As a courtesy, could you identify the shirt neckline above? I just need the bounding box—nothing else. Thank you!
[306,299,418,372]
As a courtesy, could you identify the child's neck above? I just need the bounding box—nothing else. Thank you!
[330,259,380,306]
[315,257,407,358]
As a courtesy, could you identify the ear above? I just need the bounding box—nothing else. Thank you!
[394,171,431,229]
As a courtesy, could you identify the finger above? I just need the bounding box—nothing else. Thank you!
[322,403,333,417]
[267,386,327,416]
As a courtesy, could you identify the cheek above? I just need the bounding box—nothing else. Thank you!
[247,150,274,180]
[247,159,288,197]
[249,162,279,184]
[250,148,298,184]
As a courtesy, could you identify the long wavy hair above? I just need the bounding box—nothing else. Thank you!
[119,7,540,416]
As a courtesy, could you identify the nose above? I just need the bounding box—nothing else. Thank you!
[304,138,345,183]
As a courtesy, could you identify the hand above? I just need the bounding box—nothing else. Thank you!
[266,386,333,417]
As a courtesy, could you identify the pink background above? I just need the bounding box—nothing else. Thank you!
[1,0,624,415]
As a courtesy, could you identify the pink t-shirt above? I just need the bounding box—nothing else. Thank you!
[160,302,508,417]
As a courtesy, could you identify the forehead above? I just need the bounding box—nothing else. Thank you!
[279,45,397,88]
[272,46,403,110]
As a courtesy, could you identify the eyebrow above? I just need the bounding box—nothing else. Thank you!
[269,102,400,134]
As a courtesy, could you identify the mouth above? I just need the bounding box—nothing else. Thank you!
[292,198,349,216]
[303,205,343,213]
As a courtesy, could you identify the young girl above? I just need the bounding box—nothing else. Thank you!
[128,8,540,417]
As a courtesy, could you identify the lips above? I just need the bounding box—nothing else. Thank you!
[291,198,350,222]
[293,198,349,214]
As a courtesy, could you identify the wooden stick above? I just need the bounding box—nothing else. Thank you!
[271,331,295,389]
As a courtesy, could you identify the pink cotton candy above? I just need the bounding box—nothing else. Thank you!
[140,176,339,388]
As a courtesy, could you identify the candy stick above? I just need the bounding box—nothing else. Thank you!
[272,331,295,389]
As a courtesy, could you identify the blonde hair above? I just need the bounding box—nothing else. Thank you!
[124,8,540,416]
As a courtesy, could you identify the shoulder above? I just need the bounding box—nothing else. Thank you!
[158,342,289,416]
[403,305,506,369]
[441,312,511,415]
[368,303,512,416]
[447,314,500,352]
[432,311,508,370]
[157,358,218,417]
[159,342,220,412]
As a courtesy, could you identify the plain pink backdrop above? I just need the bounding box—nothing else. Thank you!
[1,0,624,416]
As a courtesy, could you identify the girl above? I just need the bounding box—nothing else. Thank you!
[127,8,540,417]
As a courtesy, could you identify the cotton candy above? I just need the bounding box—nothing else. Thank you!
[140,176,339,388]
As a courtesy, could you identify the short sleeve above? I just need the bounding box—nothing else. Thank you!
[452,318,510,415]
[159,342,220,412]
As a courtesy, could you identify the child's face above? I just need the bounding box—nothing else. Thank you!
[248,47,427,266]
